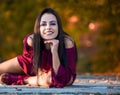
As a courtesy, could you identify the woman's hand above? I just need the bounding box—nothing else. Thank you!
[45,39,60,74]
[24,76,38,86]
[38,71,51,87]
[44,39,59,53]
[24,71,51,87]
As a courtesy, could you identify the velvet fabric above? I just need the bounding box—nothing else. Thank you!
[1,34,76,88]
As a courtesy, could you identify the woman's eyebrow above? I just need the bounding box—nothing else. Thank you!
[41,21,46,23]
[50,20,57,23]
[41,20,57,23]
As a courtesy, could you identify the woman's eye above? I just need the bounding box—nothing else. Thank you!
[40,23,46,26]
[50,23,56,25]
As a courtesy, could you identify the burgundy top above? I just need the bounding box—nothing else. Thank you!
[4,34,76,88]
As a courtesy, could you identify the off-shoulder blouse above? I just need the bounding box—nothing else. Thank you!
[4,34,76,88]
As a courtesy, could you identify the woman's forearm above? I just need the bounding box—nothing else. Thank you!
[52,51,60,75]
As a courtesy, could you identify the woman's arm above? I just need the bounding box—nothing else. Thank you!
[49,36,76,88]
[0,34,35,75]
[51,36,74,75]
[44,39,60,75]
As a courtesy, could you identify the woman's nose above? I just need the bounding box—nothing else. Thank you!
[46,24,51,30]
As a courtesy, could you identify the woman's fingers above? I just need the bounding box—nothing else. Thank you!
[44,39,59,53]
[24,72,51,87]
[44,39,59,45]
[24,76,37,86]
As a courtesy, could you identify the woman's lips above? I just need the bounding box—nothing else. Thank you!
[44,31,54,35]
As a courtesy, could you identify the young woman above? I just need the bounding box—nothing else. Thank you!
[0,8,77,88]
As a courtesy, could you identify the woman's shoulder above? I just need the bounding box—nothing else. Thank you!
[64,34,75,49]
[26,34,34,47]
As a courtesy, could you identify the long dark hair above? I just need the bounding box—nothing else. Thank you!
[33,8,77,74]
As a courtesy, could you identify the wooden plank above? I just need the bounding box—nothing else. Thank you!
[0,83,120,94]
[0,75,120,95]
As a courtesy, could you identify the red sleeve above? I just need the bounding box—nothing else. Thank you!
[1,73,29,85]
[49,47,76,88]
[17,33,34,76]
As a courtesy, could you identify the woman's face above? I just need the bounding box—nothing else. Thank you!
[40,13,58,40]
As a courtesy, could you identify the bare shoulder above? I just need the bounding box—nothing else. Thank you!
[64,35,75,49]
[27,34,33,47]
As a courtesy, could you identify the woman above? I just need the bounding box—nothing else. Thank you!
[0,8,77,88]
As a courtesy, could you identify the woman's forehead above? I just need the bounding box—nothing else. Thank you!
[41,13,57,22]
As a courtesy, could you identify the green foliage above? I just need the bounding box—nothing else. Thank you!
[90,0,120,73]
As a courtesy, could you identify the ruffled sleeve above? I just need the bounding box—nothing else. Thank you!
[49,47,76,88]
[17,34,34,76]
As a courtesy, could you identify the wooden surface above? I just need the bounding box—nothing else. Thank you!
[0,75,120,95]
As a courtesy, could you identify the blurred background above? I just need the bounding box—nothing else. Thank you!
[0,0,120,75]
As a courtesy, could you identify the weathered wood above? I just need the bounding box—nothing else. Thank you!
[0,85,120,95]
[0,75,120,95]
